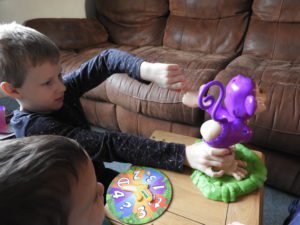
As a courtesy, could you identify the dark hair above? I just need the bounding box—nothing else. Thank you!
[0,135,89,225]
[0,22,60,87]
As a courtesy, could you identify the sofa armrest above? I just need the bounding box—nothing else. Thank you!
[24,18,108,50]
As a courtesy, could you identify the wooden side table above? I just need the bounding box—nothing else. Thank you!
[105,130,264,225]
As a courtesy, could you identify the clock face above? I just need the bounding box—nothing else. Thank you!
[106,166,173,224]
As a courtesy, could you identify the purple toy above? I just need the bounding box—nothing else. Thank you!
[197,75,257,148]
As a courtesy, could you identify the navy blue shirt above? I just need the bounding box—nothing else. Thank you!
[11,49,185,187]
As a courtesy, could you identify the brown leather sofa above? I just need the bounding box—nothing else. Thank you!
[24,0,300,196]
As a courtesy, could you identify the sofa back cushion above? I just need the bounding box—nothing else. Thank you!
[24,18,108,50]
[95,0,169,46]
[243,0,300,62]
[163,0,252,54]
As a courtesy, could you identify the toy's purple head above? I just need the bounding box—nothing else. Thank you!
[225,75,257,120]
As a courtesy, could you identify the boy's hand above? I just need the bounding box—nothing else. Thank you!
[185,142,233,177]
[140,62,186,90]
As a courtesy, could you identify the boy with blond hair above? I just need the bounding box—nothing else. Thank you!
[0,22,242,188]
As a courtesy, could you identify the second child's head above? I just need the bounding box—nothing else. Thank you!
[0,135,105,225]
[0,22,66,113]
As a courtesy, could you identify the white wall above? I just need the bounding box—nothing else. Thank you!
[0,0,97,98]
[0,0,96,24]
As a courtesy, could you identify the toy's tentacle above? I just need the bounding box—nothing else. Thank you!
[198,80,227,123]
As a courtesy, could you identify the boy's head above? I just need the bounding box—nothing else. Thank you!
[0,22,66,113]
[0,135,105,225]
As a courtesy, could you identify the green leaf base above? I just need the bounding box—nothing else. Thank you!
[191,143,267,203]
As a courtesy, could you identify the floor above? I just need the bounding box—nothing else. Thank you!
[263,186,296,225]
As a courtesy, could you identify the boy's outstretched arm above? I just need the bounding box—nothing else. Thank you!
[23,115,185,172]
[23,115,232,175]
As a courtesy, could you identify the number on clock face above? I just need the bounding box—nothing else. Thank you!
[133,170,141,180]
[137,205,147,219]
[152,185,164,190]
[146,176,156,184]
[118,177,129,188]
[120,201,132,210]
[154,198,162,208]
[113,191,125,199]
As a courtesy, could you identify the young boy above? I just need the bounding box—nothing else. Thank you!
[0,22,235,188]
[0,135,106,225]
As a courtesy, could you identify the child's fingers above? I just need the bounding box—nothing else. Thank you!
[166,64,180,71]
[233,173,242,181]
[204,167,225,177]
[204,160,223,168]
[236,166,248,175]
[210,148,232,156]
[236,160,247,168]
[167,76,184,85]
[232,167,248,180]
[168,82,185,90]
[233,172,245,181]
[165,69,184,78]
[229,145,236,152]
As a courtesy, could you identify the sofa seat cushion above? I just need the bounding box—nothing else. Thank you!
[261,146,300,196]
[214,54,300,155]
[105,72,203,126]
[115,106,200,138]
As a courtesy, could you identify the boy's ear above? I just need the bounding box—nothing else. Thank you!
[0,82,21,98]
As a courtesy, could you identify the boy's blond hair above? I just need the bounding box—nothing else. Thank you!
[0,22,59,87]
